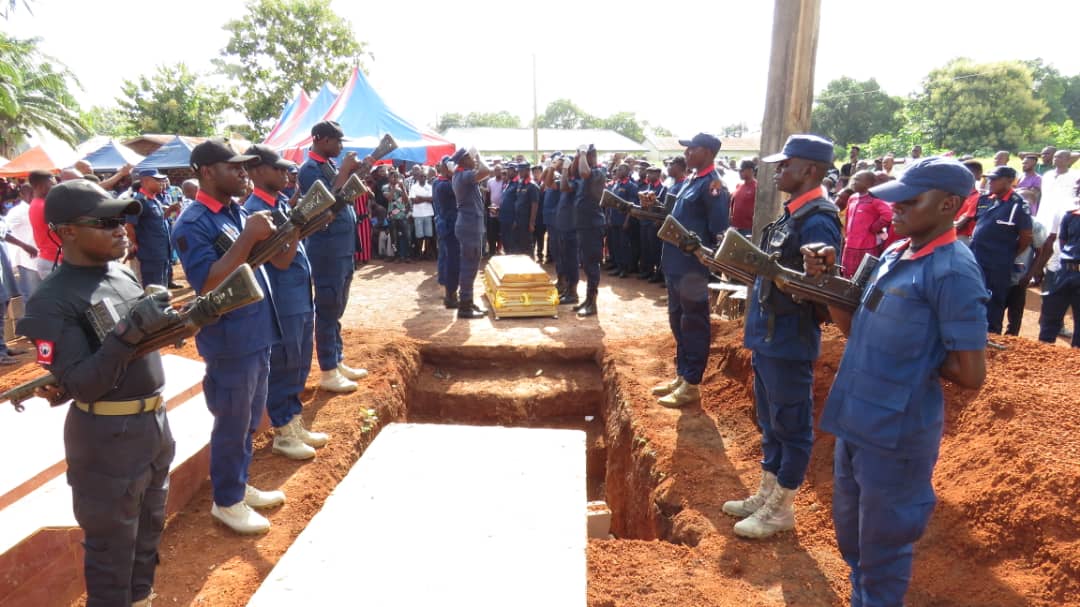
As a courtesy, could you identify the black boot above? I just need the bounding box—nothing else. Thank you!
[555,277,567,299]
[576,292,597,317]
[444,288,459,309]
[457,298,486,319]
[560,292,579,306]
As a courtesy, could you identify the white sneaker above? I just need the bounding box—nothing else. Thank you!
[657,381,700,408]
[723,471,777,518]
[733,485,796,539]
[244,484,286,509]
[132,591,154,607]
[651,376,684,397]
[284,414,329,448]
[337,362,368,381]
[320,369,358,393]
[272,432,316,460]
[211,501,271,535]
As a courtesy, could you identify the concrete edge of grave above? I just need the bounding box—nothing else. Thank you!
[0,354,205,509]
[247,423,588,607]
[0,355,212,607]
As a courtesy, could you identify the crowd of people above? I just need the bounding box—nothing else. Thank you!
[1,115,1078,607]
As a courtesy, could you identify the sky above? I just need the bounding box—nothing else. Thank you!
[4,0,1080,140]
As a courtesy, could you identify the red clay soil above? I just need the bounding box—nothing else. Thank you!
[591,320,1080,607]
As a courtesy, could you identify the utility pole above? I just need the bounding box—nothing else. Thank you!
[532,53,539,164]
[752,0,822,241]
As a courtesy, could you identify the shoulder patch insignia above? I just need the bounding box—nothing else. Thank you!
[710,180,724,197]
[35,340,54,365]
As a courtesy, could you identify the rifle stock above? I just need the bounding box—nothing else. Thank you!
[656,215,755,284]
[713,228,872,312]
[599,190,667,223]
[3,264,264,412]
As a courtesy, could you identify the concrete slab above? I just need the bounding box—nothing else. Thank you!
[248,423,587,607]
[0,354,205,508]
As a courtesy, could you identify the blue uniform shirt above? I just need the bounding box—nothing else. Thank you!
[609,178,639,229]
[297,151,357,259]
[243,188,313,318]
[821,231,988,457]
[432,176,457,237]
[499,178,519,224]
[172,191,280,359]
[556,179,580,232]
[574,167,608,229]
[453,169,484,223]
[541,183,560,226]
[661,167,730,276]
[1060,209,1080,261]
[971,191,1031,272]
[127,190,171,261]
[744,188,843,361]
[516,180,540,222]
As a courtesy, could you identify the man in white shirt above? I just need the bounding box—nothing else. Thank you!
[409,168,435,260]
[1031,149,1080,339]
[5,186,41,297]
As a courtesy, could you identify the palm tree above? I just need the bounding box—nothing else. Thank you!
[0,33,84,157]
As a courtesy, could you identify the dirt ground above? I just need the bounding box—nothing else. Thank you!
[1,256,1077,606]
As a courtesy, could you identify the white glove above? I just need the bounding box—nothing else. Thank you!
[468,146,479,160]
[578,144,588,154]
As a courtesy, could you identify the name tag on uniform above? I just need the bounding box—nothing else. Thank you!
[214,224,241,255]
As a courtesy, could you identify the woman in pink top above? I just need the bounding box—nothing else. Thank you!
[842,171,893,277]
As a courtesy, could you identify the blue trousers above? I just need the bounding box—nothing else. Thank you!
[437,228,461,289]
[15,265,41,298]
[547,225,561,272]
[500,215,516,253]
[557,228,579,292]
[609,223,631,270]
[64,406,174,606]
[577,227,603,294]
[138,257,169,289]
[1038,270,1080,346]
[309,255,353,371]
[267,312,314,428]
[666,272,710,384]
[456,219,484,301]
[833,438,937,607]
[980,265,1010,334]
[751,353,814,489]
[205,349,270,506]
[640,220,661,274]
[514,210,532,254]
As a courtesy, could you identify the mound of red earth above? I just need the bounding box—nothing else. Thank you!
[591,321,1079,606]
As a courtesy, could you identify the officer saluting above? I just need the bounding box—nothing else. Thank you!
[450,146,492,319]
[433,155,460,308]
[573,144,607,317]
[243,145,329,461]
[723,134,843,539]
[172,139,291,535]
[18,180,178,607]
[297,120,370,393]
[804,157,988,606]
[651,133,730,407]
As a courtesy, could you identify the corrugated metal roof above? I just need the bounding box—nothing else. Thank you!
[441,128,647,152]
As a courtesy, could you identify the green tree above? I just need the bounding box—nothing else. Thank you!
[535,98,597,129]
[1063,75,1080,124]
[721,122,749,138]
[463,111,521,129]
[914,58,1048,153]
[81,105,137,138]
[435,112,464,132]
[599,111,644,143]
[810,77,902,147]
[118,63,232,135]
[1023,58,1069,124]
[1046,119,1080,150]
[0,33,84,156]
[215,0,368,137]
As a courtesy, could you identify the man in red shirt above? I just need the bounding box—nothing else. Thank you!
[26,170,60,277]
[842,171,893,277]
[730,159,757,235]
[953,160,985,245]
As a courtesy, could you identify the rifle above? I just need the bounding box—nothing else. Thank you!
[656,215,756,285]
[4,264,265,412]
[713,227,878,312]
[247,180,336,265]
[599,190,668,223]
[309,134,399,229]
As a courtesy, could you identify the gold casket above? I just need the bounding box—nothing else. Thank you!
[483,254,559,319]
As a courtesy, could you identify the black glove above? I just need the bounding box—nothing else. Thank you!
[114,287,179,345]
[679,233,701,254]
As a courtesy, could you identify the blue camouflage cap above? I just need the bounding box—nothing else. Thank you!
[870,156,975,201]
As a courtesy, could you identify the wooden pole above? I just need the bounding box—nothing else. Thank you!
[532,53,540,164]
[752,0,822,241]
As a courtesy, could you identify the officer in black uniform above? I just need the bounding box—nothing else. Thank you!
[18,180,178,607]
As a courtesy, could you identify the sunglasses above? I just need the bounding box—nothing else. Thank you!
[66,217,127,230]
